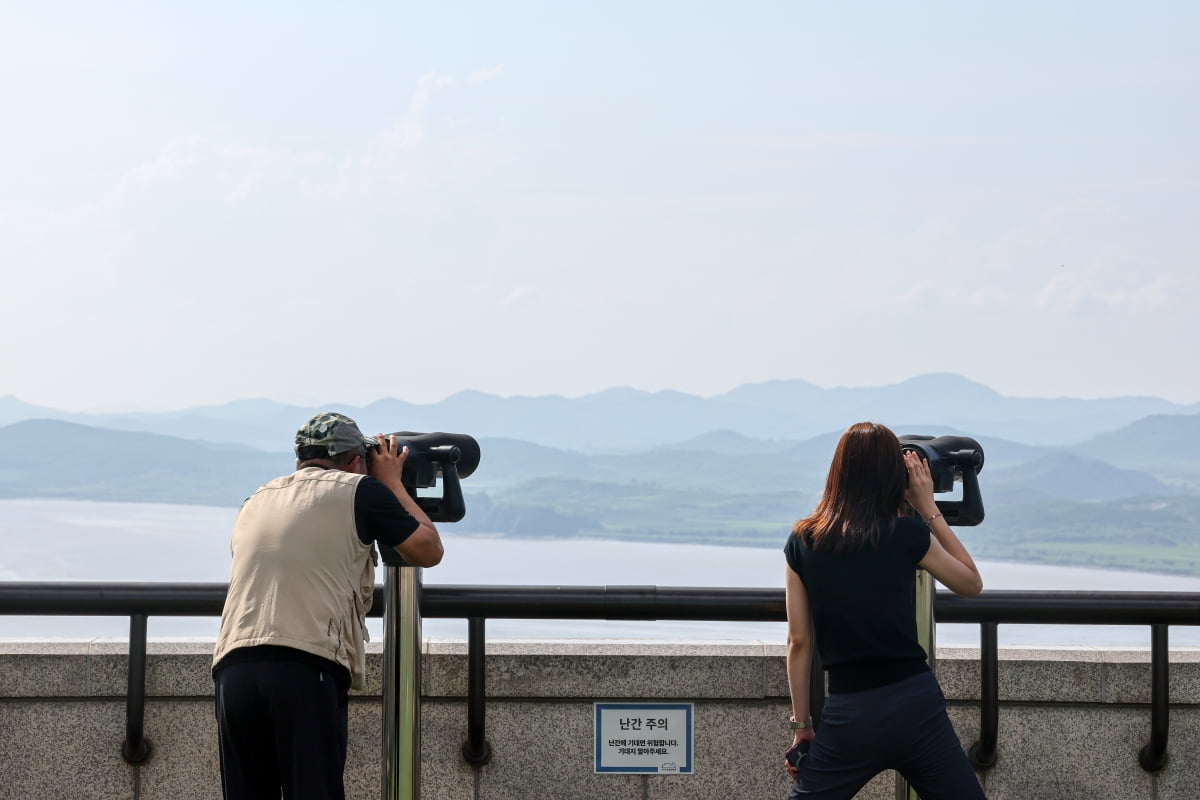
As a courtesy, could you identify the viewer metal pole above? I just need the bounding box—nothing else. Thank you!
[382,563,423,800]
[896,568,936,800]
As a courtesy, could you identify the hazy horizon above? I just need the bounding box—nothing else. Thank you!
[5,371,1199,417]
[3,3,1198,411]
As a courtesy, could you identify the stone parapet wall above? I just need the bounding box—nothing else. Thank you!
[0,641,1197,800]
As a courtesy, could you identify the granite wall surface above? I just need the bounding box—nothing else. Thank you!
[0,641,1196,800]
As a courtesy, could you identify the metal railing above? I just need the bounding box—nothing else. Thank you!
[1,582,1197,774]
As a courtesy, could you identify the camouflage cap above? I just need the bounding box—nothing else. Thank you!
[295,412,378,457]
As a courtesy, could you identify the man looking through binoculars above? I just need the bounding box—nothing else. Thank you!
[212,412,444,800]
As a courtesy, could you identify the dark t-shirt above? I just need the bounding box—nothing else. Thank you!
[784,516,932,693]
[354,476,420,548]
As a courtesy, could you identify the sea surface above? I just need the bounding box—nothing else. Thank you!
[3,498,1199,648]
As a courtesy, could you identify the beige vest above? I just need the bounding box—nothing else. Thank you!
[213,467,377,690]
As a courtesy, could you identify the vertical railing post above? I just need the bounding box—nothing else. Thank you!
[121,613,152,764]
[461,617,492,766]
[382,564,423,800]
[1138,624,1170,772]
[968,622,999,769]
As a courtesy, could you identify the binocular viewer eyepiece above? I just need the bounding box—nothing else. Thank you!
[369,431,481,524]
[899,434,986,527]
[374,431,480,568]
[375,431,480,488]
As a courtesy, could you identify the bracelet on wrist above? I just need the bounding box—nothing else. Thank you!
[787,715,812,730]
[925,512,944,525]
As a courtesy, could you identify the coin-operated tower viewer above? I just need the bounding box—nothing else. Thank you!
[376,430,480,800]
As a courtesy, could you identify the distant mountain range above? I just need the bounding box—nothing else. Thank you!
[3,411,1197,504]
[3,374,1199,574]
[2,373,1197,452]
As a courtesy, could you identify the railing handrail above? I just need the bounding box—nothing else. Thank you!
[1,581,1196,774]
[3,581,1200,625]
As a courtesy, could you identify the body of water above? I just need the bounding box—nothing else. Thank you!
[3,498,1199,648]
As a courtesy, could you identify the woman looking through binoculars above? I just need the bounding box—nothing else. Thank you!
[782,421,986,799]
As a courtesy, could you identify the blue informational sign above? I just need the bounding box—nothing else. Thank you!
[594,703,694,774]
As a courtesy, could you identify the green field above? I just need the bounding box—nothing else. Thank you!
[458,481,1200,576]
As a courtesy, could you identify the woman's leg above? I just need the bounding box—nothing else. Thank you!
[788,691,888,800]
[893,673,987,800]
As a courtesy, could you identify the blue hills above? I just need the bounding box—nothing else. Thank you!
[2,372,1197,453]
[3,374,1199,574]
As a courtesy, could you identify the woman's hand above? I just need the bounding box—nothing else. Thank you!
[903,450,937,519]
[784,729,815,779]
[907,448,985,595]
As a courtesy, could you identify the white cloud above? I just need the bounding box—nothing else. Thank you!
[500,286,550,305]
[214,143,265,161]
[213,143,325,165]
[1128,277,1172,308]
[223,172,262,203]
[69,70,489,212]
[213,145,329,203]
[1035,269,1177,314]
[301,69,488,206]
[407,70,454,116]
[380,71,456,151]
[894,282,1010,309]
[1036,270,1104,312]
[469,64,504,84]
[893,281,938,307]
[110,136,204,203]
[954,286,1010,306]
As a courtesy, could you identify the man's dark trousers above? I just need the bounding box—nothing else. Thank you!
[215,656,349,800]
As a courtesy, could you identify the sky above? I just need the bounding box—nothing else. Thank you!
[2,1,1198,412]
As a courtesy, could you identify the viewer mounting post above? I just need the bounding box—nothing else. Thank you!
[896,435,987,800]
[381,558,423,800]
[377,431,481,800]
[897,569,937,800]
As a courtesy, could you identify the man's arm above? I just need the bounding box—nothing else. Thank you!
[369,435,444,567]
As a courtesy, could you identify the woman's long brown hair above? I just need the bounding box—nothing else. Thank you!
[792,421,908,553]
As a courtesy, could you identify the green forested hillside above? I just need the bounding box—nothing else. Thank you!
[4,417,1200,576]
[0,420,289,505]
[455,483,1200,574]
[1071,414,1200,490]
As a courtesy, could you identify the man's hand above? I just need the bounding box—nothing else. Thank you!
[368,434,408,491]
[369,432,444,567]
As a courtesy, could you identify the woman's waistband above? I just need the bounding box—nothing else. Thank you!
[826,657,930,694]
